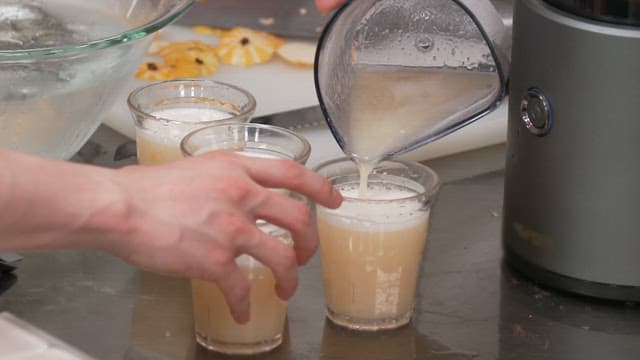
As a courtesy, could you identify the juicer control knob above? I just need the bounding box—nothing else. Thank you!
[521,88,553,136]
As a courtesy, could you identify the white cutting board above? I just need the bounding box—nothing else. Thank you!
[103,24,508,165]
[0,312,95,359]
[104,24,319,139]
[302,102,508,167]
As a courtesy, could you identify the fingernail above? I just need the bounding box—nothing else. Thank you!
[296,252,306,266]
[275,284,292,301]
[332,187,343,204]
[232,299,250,324]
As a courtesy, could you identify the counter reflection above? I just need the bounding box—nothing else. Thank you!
[320,318,478,360]
[125,271,292,360]
[499,263,640,359]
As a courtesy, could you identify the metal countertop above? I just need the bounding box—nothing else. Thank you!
[2,125,640,360]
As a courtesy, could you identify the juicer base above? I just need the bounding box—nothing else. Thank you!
[504,248,640,302]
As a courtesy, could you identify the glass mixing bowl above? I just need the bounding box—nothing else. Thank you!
[0,0,193,159]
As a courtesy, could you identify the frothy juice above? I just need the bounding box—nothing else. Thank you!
[317,182,429,330]
[136,106,235,165]
[192,255,288,354]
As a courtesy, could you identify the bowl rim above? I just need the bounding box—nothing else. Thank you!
[0,0,194,61]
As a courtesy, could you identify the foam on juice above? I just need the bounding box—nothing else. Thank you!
[322,182,427,231]
[152,107,234,123]
[194,148,284,160]
[136,106,235,165]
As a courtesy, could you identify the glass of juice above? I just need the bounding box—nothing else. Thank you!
[181,123,311,355]
[313,158,440,331]
[127,79,256,165]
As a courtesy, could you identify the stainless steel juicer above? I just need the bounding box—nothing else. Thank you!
[503,0,640,300]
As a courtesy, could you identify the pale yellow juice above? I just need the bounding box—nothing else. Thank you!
[136,134,183,165]
[317,182,429,329]
[191,225,291,352]
[345,65,500,162]
[191,256,287,348]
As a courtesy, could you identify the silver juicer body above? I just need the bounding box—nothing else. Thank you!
[503,0,640,300]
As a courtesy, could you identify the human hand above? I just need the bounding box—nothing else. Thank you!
[101,152,342,323]
[315,0,348,14]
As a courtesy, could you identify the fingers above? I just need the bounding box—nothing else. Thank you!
[251,192,318,265]
[316,0,347,14]
[202,152,337,265]
[212,262,252,324]
[152,152,341,322]
[234,225,299,301]
[231,155,342,209]
[176,226,254,324]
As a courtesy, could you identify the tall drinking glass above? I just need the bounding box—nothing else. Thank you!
[127,79,256,165]
[181,123,311,355]
[314,158,440,331]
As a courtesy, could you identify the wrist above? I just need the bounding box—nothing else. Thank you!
[0,150,137,252]
[73,166,139,253]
